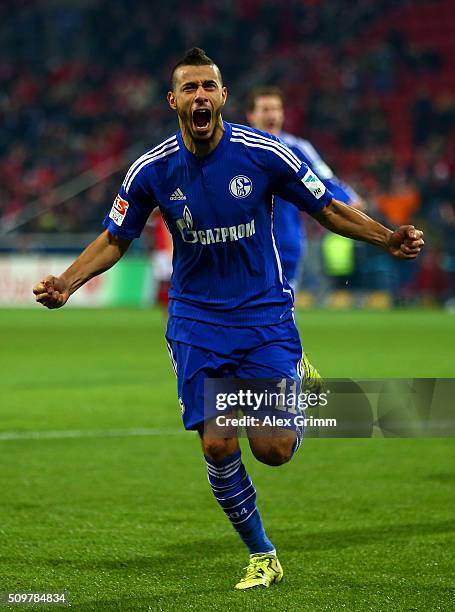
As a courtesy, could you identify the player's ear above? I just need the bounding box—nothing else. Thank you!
[167,91,177,111]
[221,86,228,106]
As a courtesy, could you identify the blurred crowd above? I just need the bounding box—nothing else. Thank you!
[0,0,454,302]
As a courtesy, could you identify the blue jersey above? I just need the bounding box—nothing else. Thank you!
[274,132,360,282]
[103,122,332,326]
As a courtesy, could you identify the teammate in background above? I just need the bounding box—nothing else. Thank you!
[246,86,364,386]
[246,86,364,288]
[33,49,424,590]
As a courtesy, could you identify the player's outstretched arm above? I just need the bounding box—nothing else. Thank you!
[33,230,131,309]
[312,199,424,260]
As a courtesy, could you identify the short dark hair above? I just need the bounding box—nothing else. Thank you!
[171,47,222,88]
[246,86,284,112]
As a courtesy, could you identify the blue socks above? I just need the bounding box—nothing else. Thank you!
[205,450,275,555]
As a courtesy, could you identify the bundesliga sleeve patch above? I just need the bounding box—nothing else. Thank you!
[109,195,129,226]
[302,168,326,199]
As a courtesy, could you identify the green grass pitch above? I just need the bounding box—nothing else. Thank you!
[1,308,454,611]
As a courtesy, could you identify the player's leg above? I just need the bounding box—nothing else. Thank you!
[200,422,283,590]
[238,317,305,466]
[228,318,305,589]
[165,335,277,587]
[247,425,300,466]
[199,423,276,556]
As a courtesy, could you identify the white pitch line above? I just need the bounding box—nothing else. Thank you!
[0,428,185,441]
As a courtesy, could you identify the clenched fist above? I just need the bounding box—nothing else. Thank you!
[33,275,70,309]
[387,225,424,260]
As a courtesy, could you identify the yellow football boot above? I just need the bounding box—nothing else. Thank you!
[235,553,283,590]
[301,351,323,394]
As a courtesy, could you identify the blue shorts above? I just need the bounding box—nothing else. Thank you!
[165,316,303,430]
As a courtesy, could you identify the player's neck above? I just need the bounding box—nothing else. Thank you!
[180,118,225,158]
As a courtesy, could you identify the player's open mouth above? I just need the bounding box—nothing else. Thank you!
[192,108,212,134]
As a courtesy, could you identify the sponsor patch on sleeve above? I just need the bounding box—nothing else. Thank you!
[109,195,129,226]
[302,168,326,199]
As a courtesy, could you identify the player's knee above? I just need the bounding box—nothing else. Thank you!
[252,441,293,466]
[201,437,238,462]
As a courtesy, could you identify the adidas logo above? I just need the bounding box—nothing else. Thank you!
[170,187,187,201]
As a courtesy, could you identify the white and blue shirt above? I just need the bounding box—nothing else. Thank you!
[273,131,360,282]
[103,122,333,326]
